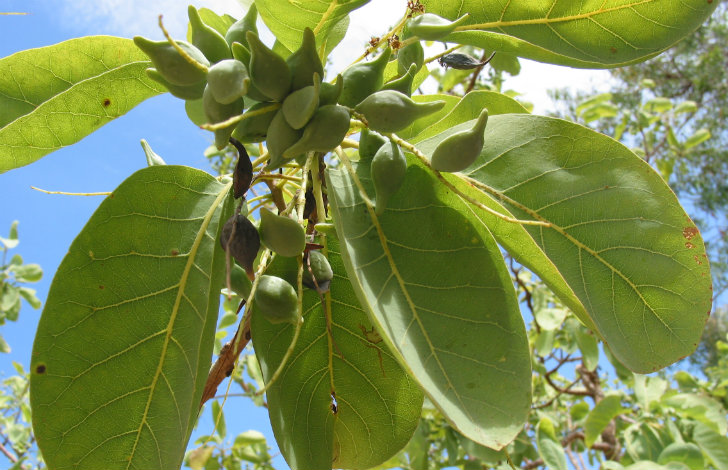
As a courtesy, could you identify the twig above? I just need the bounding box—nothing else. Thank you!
[0,441,18,463]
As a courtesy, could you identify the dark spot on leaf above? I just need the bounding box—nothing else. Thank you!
[685,242,694,249]
[466,382,475,389]
[604,185,610,189]
[36,364,46,374]
[102,98,111,107]
[99,285,104,289]
[694,255,702,264]
[610,47,617,54]
[683,227,699,240]
[171,249,179,256]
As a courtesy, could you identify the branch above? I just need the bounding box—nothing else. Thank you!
[0,441,17,464]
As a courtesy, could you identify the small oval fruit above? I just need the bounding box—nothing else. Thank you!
[203,84,244,149]
[233,102,278,143]
[266,110,303,169]
[259,208,306,257]
[381,63,417,97]
[228,263,253,298]
[397,41,424,75]
[220,214,260,280]
[145,68,205,100]
[134,37,209,86]
[254,275,299,324]
[246,31,292,101]
[286,27,324,91]
[319,74,343,106]
[302,250,334,290]
[355,90,445,133]
[338,48,391,107]
[225,5,258,48]
[430,108,489,172]
[358,128,388,161]
[207,59,249,104]
[188,5,232,63]
[282,75,320,129]
[407,13,469,40]
[283,105,351,158]
[371,139,407,215]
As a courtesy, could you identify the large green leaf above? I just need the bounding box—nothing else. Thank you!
[0,36,164,173]
[254,0,370,54]
[425,114,711,373]
[536,417,567,470]
[30,166,232,470]
[251,240,423,470]
[422,0,718,67]
[692,422,728,469]
[327,159,531,450]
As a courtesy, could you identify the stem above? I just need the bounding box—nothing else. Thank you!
[201,103,281,131]
[311,154,328,223]
[424,44,463,64]
[31,187,110,196]
[158,15,208,73]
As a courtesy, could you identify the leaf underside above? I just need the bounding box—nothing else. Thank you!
[0,36,163,173]
[252,241,424,470]
[327,159,532,450]
[30,165,232,470]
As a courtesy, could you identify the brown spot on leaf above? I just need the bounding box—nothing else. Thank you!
[610,46,617,54]
[102,98,111,107]
[683,227,699,240]
[36,364,46,374]
[171,249,179,256]
[99,285,104,289]
[685,242,694,249]
[694,255,702,264]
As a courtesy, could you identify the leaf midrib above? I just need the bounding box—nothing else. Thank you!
[125,182,230,468]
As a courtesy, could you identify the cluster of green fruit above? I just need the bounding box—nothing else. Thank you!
[134,4,493,323]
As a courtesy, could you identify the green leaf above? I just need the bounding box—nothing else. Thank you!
[536,417,567,470]
[322,15,350,59]
[658,442,704,470]
[254,0,369,54]
[251,239,424,470]
[634,374,668,411]
[574,325,599,371]
[411,90,528,143]
[584,394,628,447]
[30,166,232,470]
[187,446,214,470]
[692,422,728,469]
[684,128,711,149]
[663,393,728,435]
[10,263,42,283]
[534,307,567,331]
[0,36,164,172]
[0,334,9,353]
[454,114,711,373]
[18,287,41,309]
[327,158,531,449]
[422,0,718,67]
[211,400,227,439]
[0,221,19,249]
[625,422,670,462]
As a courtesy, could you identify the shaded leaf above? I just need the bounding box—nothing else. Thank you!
[692,422,728,469]
[658,442,704,470]
[450,114,711,373]
[584,394,628,447]
[251,240,423,470]
[536,417,567,470]
[327,159,531,449]
[663,393,728,435]
[0,36,164,172]
[423,0,718,67]
[30,166,232,469]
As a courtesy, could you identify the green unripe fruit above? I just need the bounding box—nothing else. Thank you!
[381,63,417,97]
[371,139,407,215]
[338,48,392,107]
[283,105,351,158]
[229,263,253,298]
[231,42,270,102]
[303,250,334,290]
[134,37,209,86]
[220,214,260,280]
[430,109,489,172]
[232,102,277,143]
[146,68,205,100]
[188,5,232,63]
[246,31,292,101]
[266,110,303,170]
[282,75,320,129]
[319,74,343,106]
[407,13,469,40]
[207,59,249,104]
[286,27,324,91]
[359,128,388,161]
[355,90,445,133]
[259,208,306,257]
[203,85,244,149]
[255,275,299,324]
[225,5,258,48]
[397,41,424,75]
